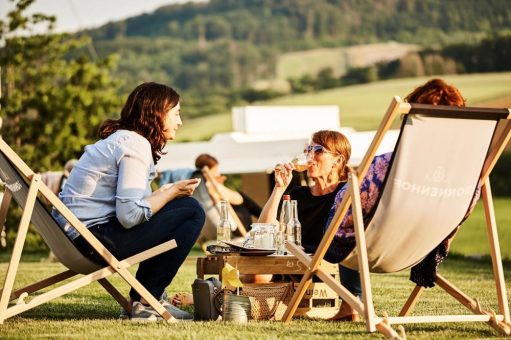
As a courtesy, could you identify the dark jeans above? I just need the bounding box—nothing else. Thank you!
[300,244,362,297]
[73,196,205,301]
[340,265,362,299]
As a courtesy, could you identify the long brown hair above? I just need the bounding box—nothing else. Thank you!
[98,82,180,163]
[311,130,351,181]
[405,78,465,106]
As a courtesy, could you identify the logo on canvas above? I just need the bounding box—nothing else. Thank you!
[426,166,447,184]
[393,178,471,198]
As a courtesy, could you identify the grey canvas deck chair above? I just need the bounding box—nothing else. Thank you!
[0,137,178,323]
[281,97,511,338]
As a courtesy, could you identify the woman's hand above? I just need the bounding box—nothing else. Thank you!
[258,162,295,224]
[274,162,294,189]
[157,178,201,199]
[145,178,201,217]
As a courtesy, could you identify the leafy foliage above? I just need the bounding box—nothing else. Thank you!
[0,0,122,171]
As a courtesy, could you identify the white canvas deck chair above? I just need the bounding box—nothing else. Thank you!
[281,97,511,338]
[0,137,178,323]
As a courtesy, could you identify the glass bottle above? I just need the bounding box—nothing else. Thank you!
[278,195,291,254]
[279,195,291,234]
[290,200,301,246]
[284,199,295,245]
[216,200,231,242]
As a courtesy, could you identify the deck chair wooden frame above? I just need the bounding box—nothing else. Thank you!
[281,96,511,338]
[201,166,247,236]
[0,137,178,323]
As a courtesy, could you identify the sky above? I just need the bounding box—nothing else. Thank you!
[0,0,205,33]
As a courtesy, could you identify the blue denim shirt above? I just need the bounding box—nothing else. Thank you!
[53,130,155,239]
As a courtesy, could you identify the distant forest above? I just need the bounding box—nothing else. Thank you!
[81,0,511,117]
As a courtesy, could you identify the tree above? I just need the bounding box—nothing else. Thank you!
[315,67,340,90]
[0,0,122,171]
[396,53,425,78]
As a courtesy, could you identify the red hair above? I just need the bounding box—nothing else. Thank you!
[405,78,465,107]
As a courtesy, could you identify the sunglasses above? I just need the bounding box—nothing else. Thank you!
[304,145,336,155]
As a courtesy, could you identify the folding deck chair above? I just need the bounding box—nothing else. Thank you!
[200,166,247,236]
[0,137,178,323]
[281,97,511,338]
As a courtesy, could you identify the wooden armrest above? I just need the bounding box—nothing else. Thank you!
[122,239,177,267]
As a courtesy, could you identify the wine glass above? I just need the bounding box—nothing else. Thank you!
[291,153,309,172]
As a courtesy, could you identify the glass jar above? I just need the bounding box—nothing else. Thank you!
[249,223,276,249]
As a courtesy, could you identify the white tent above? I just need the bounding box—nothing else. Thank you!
[156,105,399,203]
[157,129,399,174]
[157,105,399,174]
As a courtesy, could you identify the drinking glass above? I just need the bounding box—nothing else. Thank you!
[291,153,308,172]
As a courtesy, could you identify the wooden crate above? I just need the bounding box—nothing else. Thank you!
[295,282,339,308]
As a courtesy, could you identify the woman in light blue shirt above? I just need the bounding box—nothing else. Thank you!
[54,82,205,321]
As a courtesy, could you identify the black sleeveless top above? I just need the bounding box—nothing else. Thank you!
[285,182,345,247]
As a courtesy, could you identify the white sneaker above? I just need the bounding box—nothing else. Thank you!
[129,300,193,322]
[120,290,172,319]
[130,301,163,322]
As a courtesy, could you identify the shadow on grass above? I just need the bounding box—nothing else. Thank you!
[12,301,119,321]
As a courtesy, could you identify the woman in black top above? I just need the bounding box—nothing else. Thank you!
[284,181,343,248]
[258,130,361,321]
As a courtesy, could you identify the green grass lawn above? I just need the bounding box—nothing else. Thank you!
[176,72,511,141]
[0,255,509,339]
[451,198,511,260]
[0,198,510,338]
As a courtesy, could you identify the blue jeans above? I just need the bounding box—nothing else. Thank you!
[340,265,362,299]
[73,197,205,301]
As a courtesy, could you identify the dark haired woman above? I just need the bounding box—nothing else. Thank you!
[53,82,205,321]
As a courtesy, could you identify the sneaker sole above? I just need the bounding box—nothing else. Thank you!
[130,315,162,322]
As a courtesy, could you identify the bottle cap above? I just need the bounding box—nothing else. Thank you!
[283,194,291,200]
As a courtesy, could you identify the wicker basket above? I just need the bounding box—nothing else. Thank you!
[240,283,293,320]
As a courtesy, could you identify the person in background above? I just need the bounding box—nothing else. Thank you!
[194,154,243,204]
[194,153,262,231]
[53,82,205,321]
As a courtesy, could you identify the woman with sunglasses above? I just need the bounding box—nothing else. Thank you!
[258,130,361,319]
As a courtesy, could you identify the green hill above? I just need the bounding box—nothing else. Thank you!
[84,0,511,119]
[176,72,511,141]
